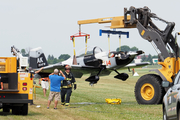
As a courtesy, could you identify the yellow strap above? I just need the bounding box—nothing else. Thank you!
[108,35,110,53]
[33,85,36,99]
[65,78,72,81]
[62,86,72,88]
[119,36,121,51]
[85,35,88,55]
[73,37,76,56]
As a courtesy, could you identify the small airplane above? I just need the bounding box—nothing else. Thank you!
[29,46,149,85]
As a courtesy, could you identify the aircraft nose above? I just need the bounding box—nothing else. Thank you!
[136,50,144,55]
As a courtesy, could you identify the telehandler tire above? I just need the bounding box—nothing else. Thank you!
[135,74,164,104]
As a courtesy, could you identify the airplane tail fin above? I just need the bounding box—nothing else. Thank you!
[29,47,48,69]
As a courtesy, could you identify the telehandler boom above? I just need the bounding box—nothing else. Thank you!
[78,6,180,104]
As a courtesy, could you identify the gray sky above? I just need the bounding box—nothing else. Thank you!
[1,0,180,58]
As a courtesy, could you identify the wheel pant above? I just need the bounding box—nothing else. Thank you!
[61,88,72,104]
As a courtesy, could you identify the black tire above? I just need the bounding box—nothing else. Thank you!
[12,107,16,115]
[21,103,28,115]
[3,107,10,113]
[163,105,168,120]
[12,106,20,115]
[135,74,164,104]
[178,106,180,120]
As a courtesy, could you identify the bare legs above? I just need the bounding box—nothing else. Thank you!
[43,88,47,97]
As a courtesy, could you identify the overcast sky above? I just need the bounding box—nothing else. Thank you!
[0,0,180,58]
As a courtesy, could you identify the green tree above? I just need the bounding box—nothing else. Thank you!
[141,54,147,62]
[47,55,55,64]
[51,55,54,60]
[147,54,153,64]
[47,55,51,60]
[47,55,54,60]
[116,45,130,52]
[47,54,71,64]
[130,46,138,51]
[58,54,70,61]
[53,58,58,64]
[152,55,158,59]
[21,49,29,57]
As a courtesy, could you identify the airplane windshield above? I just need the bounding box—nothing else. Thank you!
[94,47,103,54]
[76,46,103,57]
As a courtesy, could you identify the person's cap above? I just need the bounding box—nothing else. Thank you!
[54,69,58,73]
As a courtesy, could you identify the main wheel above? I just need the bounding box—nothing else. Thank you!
[12,106,20,115]
[3,107,10,112]
[135,74,164,104]
[21,103,28,115]
[12,104,28,115]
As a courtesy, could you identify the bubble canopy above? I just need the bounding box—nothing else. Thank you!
[76,46,103,57]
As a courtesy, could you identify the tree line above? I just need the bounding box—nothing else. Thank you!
[47,54,70,64]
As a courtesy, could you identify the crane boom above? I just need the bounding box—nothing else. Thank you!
[78,6,179,61]
[78,15,136,29]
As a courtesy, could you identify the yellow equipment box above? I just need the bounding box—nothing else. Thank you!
[105,98,121,104]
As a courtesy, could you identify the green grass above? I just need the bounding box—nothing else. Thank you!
[0,66,163,120]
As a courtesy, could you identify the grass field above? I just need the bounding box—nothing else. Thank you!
[0,65,163,120]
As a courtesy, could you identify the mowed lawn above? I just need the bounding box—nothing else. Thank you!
[0,66,163,120]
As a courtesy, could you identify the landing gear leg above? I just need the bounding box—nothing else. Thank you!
[85,66,105,85]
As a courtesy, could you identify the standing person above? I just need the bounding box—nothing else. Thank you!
[35,67,50,97]
[47,69,66,109]
[39,77,50,97]
[61,65,77,106]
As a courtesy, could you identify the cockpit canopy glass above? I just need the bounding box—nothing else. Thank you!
[76,46,103,57]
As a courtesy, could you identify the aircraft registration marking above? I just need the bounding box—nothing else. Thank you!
[104,60,111,66]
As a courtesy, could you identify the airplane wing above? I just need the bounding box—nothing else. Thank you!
[34,63,110,78]
[34,62,149,78]
[122,62,150,69]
